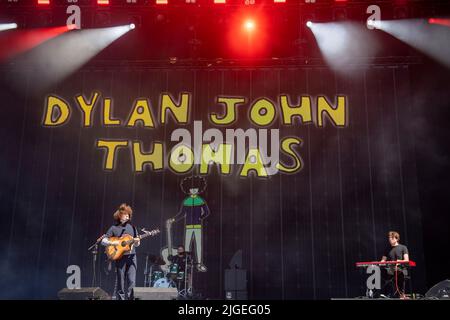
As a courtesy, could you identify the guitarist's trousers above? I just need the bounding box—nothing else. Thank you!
[115,254,137,300]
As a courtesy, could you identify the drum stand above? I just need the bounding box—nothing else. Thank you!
[143,255,159,287]
[178,256,194,299]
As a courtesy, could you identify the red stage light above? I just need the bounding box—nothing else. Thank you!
[37,0,50,4]
[244,19,255,32]
[429,18,450,28]
[227,10,268,58]
[97,0,109,5]
[0,25,70,61]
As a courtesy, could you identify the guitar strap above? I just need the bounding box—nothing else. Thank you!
[117,223,136,237]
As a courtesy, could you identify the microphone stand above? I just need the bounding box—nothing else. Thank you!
[177,253,190,299]
[189,259,195,298]
[144,254,150,287]
[184,253,195,298]
[88,235,106,288]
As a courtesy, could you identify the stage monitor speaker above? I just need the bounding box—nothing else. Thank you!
[425,279,450,299]
[57,287,111,300]
[133,287,178,300]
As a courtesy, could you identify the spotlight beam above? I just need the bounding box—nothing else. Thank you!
[0,26,71,61]
[376,19,450,68]
[0,23,18,32]
[308,21,380,73]
[7,25,132,92]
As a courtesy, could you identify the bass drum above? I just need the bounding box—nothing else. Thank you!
[168,263,179,279]
[150,271,165,285]
[153,277,176,288]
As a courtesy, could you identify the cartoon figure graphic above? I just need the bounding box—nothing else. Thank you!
[170,176,210,272]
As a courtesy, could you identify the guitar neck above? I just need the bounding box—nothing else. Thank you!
[138,230,159,240]
[166,223,173,251]
[120,232,154,247]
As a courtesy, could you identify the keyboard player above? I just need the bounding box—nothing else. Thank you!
[380,231,410,298]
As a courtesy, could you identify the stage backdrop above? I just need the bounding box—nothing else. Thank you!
[0,64,426,299]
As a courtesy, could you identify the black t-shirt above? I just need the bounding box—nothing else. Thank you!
[168,254,190,271]
[384,244,409,275]
[384,244,409,261]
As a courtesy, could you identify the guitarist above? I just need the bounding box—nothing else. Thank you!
[101,203,140,300]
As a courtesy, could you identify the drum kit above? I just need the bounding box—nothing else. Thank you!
[143,252,194,298]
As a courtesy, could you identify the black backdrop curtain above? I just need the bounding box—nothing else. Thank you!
[0,65,426,299]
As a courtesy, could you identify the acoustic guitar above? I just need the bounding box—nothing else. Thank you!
[105,228,160,261]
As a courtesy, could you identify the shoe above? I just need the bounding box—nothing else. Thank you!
[196,264,207,272]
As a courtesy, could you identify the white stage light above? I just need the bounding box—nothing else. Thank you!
[0,23,18,32]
